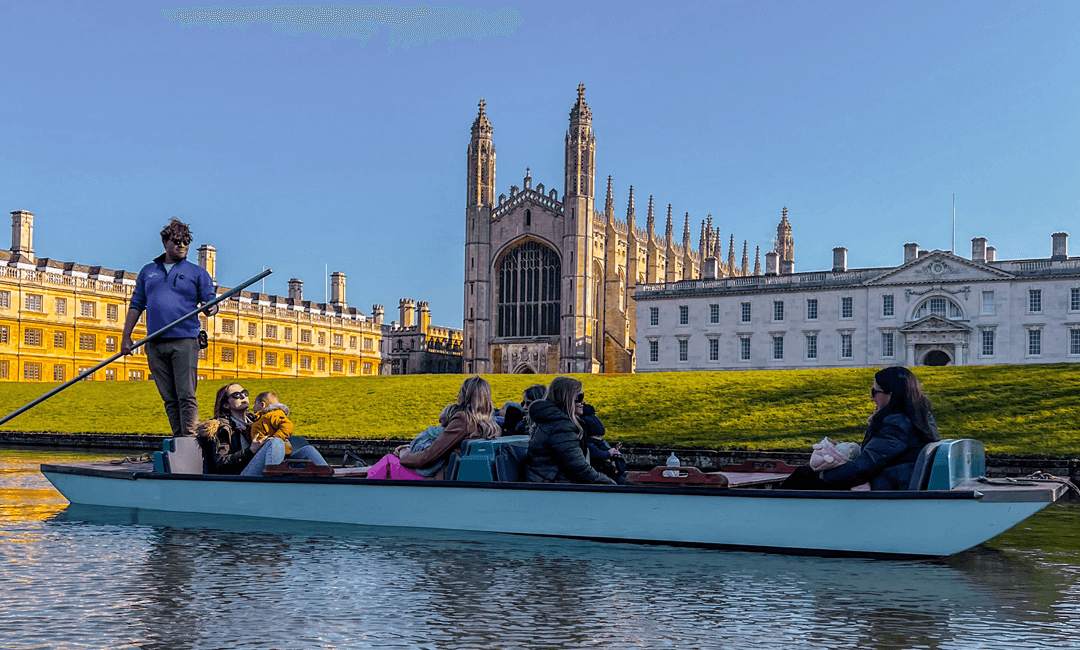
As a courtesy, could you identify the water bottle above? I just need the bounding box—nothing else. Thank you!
[663,452,680,477]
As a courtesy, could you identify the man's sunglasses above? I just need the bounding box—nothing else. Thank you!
[228,390,249,400]
[171,239,191,246]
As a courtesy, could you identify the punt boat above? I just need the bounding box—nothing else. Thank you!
[40,436,1072,559]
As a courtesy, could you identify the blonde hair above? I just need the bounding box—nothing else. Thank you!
[254,391,280,412]
[457,376,500,440]
[546,376,584,439]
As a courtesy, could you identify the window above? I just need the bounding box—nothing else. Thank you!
[222,319,235,334]
[0,290,9,308]
[283,353,292,368]
[105,369,115,381]
[649,307,659,326]
[300,330,312,343]
[222,348,234,362]
[739,337,751,361]
[1028,329,1042,356]
[709,338,719,361]
[53,365,65,382]
[913,297,963,320]
[129,370,143,381]
[772,335,784,360]
[709,304,719,324]
[25,294,43,312]
[364,337,373,351]
[79,301,96,318]
[333,333,344,347]
[1071,329,1080,356]
[773,301,784,322]
[317,357,325,371]
[841,297,853,319]
[881,332,894,358]
[350,336,357,349]
[882,295,894,317]
[317,332,326,346]
[264,324,277,339]
[265,352,277,367]
[678,305,689,325]
[740,302,751,323]
[333,359,344,373]
[1072,288,1080,312]
[24,328,42,346]
[981,329,995,356]
[648,340,659,363]
[349,360,357,374]
[678,339,688,362]
[0,325,7,344]
[248,323,258,336]
[106,304,118,321]
[24,362,41,380]
[1029,289,1042,313]
[496,241,561,337]
[106,337,117,353]
[806,299,818,321]
[284,327,292,341]
[0,360,7,378]
[806,333,818,360]
[198,348,206,360]
[363,361,372,375]
[55,298,67,315]
[79,334,95,351]
[247,350,257,364]
[54,332,65,348]
[840,332,853,359]
[982,291,995,315]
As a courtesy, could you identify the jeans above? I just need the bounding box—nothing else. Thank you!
[145,337,200,437]
[241,438,329,477]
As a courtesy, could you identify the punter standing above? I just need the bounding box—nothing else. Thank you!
[121,218,217,437]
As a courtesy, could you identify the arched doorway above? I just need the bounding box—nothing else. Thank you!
[923,350,952,366]
[512,363,535,374]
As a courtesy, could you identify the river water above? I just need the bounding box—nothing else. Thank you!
[2,447,1080,650]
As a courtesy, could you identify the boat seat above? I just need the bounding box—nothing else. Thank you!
[926,439,986,490]
[906,441,942,490]
[454,440,497,482]
[495,444,529,482]
[159,437,206,474]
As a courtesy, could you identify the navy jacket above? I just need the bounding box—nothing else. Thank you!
[524,400,616,485]
[129,255,215,339]
[822,412,933,490]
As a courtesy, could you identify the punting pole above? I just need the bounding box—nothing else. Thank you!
[0,268,273,427]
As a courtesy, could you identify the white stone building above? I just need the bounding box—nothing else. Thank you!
[635,233,1080,371]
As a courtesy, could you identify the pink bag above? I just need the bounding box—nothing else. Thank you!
[366,453,425,481]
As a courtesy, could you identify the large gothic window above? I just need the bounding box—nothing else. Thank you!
[497,241,561,337]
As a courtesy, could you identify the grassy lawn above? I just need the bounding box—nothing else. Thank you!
[2,364,1078,455]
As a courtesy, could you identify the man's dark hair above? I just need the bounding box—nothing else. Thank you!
[160,218,193,245]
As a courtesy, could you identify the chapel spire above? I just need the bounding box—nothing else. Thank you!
[467,98,495,208]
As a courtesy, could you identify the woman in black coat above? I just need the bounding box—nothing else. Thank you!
[524,377,616,485]
[780,366,940,491]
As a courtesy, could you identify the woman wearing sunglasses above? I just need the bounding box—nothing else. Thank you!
[523,377,616,485]
[198,382,327,476]
[780,366,940,491]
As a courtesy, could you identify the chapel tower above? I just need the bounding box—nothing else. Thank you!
[562,83,596,373]
[776,206,795,274]
[463,99,496,373]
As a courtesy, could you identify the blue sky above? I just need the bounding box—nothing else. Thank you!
[1,1,1077,326]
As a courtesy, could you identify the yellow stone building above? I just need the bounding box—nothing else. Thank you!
[0,211,385,382]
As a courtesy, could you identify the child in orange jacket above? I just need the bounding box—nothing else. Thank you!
[249,392,294,455]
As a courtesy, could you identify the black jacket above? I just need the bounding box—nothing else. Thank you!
[196,414,255,475]
[822,411,938,490]
[524,400,616,485]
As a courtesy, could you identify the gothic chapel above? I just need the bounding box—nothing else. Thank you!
[463,85,792,374]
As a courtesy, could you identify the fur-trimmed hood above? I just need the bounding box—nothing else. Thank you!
[257,402,290,417]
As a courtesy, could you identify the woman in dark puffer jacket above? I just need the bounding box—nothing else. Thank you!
[524,377,617,485]
[780,366,940,491]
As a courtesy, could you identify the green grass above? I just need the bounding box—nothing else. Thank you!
[2,364,1079,455]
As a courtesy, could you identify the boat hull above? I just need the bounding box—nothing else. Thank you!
[40,463,1063,558]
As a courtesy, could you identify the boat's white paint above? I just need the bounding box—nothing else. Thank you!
[42,468,1054,557]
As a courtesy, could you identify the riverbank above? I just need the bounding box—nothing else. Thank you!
[6,430,1079,484]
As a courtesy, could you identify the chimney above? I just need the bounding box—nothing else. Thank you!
[832,247,848,272]
[10,210,34,262]
[780,260,794,275]
[904,243,919,264]
[330,271,346,308]
[418,301,431,331]
[372,304,384,326]
[399,298,416,328]
[288,278,303,301]
[971,237,987,264]
[764,251,779,276]
[702,256,719,279]
[986,246,996,262]
[1052,232,1068,260]
[197,244,217,281]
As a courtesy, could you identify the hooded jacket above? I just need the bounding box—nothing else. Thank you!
[822,410,940,490]
[195,416,255,475]
[249,402,294,454]
[524,400,616,485]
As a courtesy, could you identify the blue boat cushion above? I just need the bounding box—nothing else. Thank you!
[455,441,497,482]
[927,439,986,490]
[495,444,529,482]
[162,437,206,475]
[906,441,942,490]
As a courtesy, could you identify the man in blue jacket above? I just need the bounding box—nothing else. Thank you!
[121,218,217,437]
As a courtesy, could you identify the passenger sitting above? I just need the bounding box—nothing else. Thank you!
[581,401,627,485]
[779,366,940,491]
[394,376,500,479]
[250,392,295,454]
[524,377,617,485]
[499,401,525,437]
[512,384,547,437]
[406,403,458,478]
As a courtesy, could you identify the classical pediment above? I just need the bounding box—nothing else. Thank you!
[866,250,1013,285]
[899,315,972,334]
